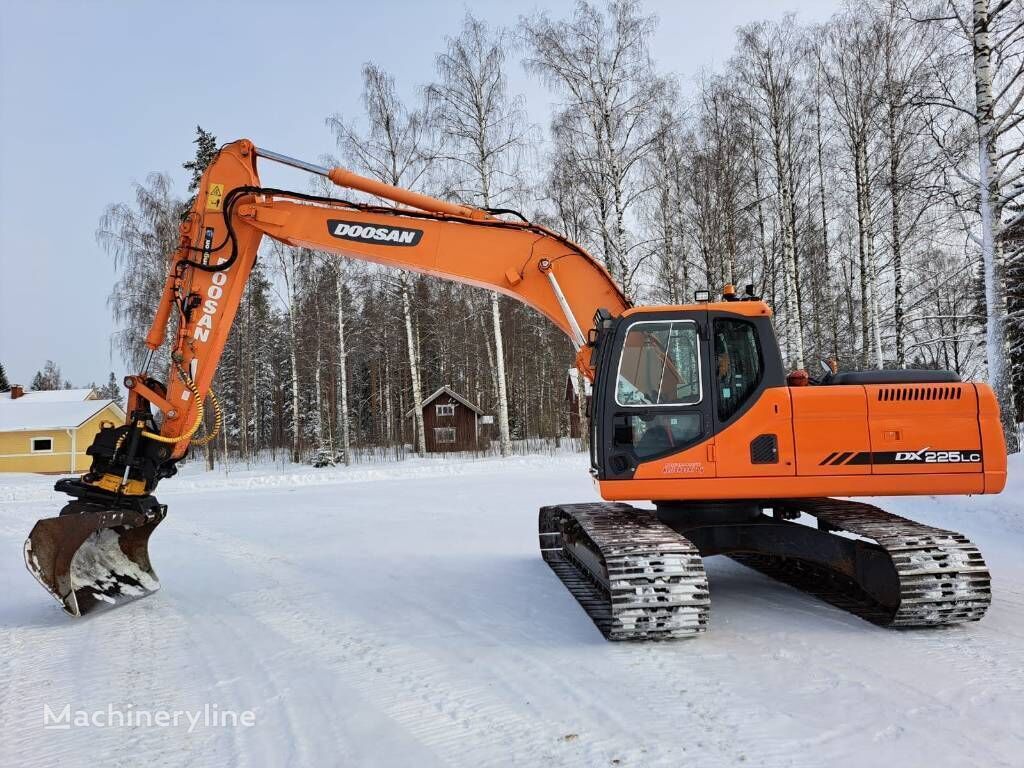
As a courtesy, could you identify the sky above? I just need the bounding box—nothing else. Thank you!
[0,0,840,387]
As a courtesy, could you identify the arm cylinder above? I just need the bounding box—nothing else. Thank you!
[143,271,177,353]
[326,168,487,220]
[252,146,487,220]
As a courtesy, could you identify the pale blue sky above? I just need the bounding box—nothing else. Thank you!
[0,0,839,386]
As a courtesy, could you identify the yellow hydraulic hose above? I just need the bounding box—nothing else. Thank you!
[190,386,223,448]
[138,363,222,447]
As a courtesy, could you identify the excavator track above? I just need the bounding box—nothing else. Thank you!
[539,503,710,640]
[729,498,991,627]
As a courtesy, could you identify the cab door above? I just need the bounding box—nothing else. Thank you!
[707,312,795,478]
[593,310,716,481]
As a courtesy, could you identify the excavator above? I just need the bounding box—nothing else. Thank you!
[25,139,1005,639]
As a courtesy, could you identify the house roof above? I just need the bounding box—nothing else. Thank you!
[566,368,593,398]
[404,385,483,417]
[0,399,123,432]
[0,387,97,402]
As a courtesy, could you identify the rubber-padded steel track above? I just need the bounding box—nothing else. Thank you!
[539,503,709,640]
[731,498,991,627]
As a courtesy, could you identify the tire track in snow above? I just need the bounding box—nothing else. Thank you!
[0,595,231,767]
[708,560,1024,767]
[359,557,766,767]
[185,522,600,767]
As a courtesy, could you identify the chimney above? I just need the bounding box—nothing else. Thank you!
[10,385,24,399]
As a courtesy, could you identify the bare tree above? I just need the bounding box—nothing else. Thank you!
[642,100,691,304]
[818,11,887,368]
[913,0,1024,447]
[428,12,528,457]
[736,19,808,369]
[97,173,183,371]
[523,0,666,299]
[328,63,437,455]
[268,241,307,463]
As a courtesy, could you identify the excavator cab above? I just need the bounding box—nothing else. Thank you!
[586,297,785,488]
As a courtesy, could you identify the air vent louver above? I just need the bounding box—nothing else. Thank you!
[877,385,963,402]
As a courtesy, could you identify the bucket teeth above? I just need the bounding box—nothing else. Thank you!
[24,502,166,616]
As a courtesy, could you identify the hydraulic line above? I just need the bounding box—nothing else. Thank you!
[137,363,220,447]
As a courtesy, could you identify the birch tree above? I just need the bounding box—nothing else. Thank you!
[736,20,807,369]
[428,12,528,456]
[328,63,436,455]
[98,173,183,371]
[642,102,690,304]
[819,11,887,368]
[914,0,1024,447]
[335,263,352,464]
[523,0,666,299]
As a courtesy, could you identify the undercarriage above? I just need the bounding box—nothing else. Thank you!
[539,498,991,640]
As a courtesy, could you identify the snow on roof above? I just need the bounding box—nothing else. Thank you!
[405,385,483,417]
[0,399,122,432]
[0,388,96,402]
[566,368,593,398]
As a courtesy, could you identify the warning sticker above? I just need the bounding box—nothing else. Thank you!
[206,183,225,211]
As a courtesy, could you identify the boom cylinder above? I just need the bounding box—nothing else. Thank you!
[254,146,487,220]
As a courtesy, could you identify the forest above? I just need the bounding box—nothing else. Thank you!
[92,0,1024,464]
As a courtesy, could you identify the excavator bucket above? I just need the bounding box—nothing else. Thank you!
[24,501,166,616]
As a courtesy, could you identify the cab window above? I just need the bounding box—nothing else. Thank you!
[615,321,702,407]
[613,413,703,460]
[714,318,763,420]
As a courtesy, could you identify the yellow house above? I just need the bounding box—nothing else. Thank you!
[0,387,126,474]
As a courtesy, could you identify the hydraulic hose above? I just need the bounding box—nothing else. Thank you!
[139,363,219,446]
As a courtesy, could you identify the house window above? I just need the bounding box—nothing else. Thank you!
[31,437,53,453]
[433,427,456,444]
[436,403,455,417]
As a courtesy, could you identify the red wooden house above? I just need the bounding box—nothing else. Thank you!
[407,385,487,452]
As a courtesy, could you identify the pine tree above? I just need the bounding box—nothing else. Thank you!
[183,125,218,193]
[98,372,123,406]
[30,360,62,391]
[181,125,219,217]
[0,362,9,391]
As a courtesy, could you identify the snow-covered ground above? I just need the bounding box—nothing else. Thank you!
[1,452,1022,767]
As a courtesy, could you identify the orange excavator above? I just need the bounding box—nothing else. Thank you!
[25,140,1006,638]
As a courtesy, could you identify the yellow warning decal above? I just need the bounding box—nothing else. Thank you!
[206,183,225,212]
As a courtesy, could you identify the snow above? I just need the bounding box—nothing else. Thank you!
[1,452,1022,767]
[67,528,160,604]
[0,399,118,431]
[0,388,97,403]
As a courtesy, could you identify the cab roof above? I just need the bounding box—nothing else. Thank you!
[621,300,772,318]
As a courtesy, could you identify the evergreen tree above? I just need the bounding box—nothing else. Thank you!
[181,125,218,216]
[183,125,218,193]
[0,362,9,391]
[30,360,62,391]
[98,372,124,407]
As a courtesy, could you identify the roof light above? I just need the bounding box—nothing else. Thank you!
[694,290,710,303]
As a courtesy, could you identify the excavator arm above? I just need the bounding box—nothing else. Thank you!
[24,139,630,616]
[142,140,627,460]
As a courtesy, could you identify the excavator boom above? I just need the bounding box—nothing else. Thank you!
[24,139,1005,638]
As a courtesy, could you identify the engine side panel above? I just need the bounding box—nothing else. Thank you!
[790,387,872,476]
[864,383,982,475]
